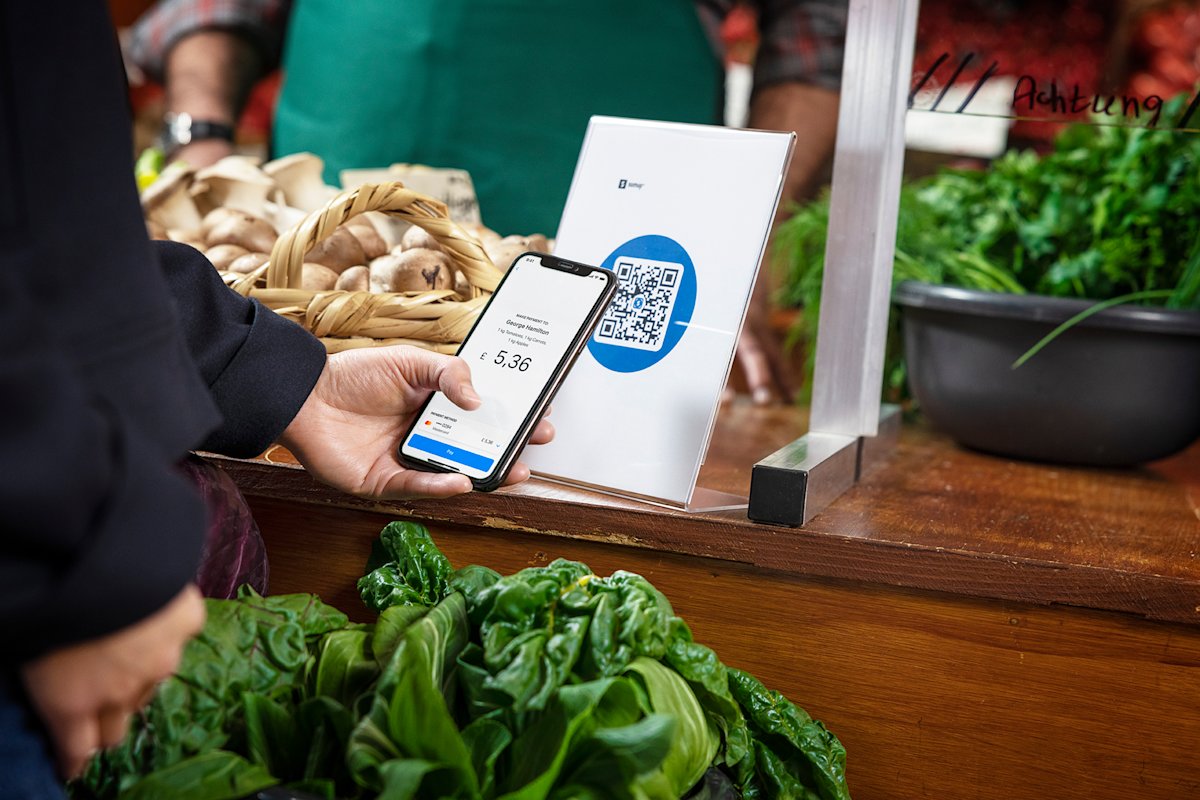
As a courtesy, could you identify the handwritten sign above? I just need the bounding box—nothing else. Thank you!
[910,51,1200,131]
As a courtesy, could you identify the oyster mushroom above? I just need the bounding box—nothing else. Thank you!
[263,152,336,212]
[193,156,276,217]
[145,219,169,240]
[141,161,202,237]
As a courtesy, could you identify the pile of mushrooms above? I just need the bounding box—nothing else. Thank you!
[141,153,550,297]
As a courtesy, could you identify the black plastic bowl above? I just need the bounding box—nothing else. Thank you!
[894,281,1200,466]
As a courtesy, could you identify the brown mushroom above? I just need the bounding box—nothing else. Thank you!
[300,262,339,291]
[525,233,550,253]
[454,269,470,298]
[399,224,442,253]
[369,249,453,293]
[203,208,277,254]
[228,252,271,275]
[343,217,389,259]
[462,221,502,246]
[304,227,367,274]
[483,237,530,272]
[335,265,369,292]
[167,230,207,250]
[205,243,250,271]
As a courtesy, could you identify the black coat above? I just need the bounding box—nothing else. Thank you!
[0,2,326,663]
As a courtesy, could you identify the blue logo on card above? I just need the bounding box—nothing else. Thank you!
[587,235,696,373]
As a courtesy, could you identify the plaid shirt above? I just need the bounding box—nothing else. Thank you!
[129,0,846,91]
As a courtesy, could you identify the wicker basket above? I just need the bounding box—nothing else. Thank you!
[223,182,504,353]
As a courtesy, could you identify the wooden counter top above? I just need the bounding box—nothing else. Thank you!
[212,401,1200,624]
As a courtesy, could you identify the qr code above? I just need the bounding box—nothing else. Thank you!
[594,257,683,352]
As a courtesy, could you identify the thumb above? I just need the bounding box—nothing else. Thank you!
[390,348,481,411]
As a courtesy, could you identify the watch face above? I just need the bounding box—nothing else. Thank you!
[161,113,234,152]
[166,112,195,146]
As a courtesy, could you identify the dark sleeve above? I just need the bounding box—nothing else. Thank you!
[154,240,326,458]
[0,1,320,664]
[0,249,210,663]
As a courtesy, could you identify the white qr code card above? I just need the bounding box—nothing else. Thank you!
[526,116,794,507]
[594,257,683,352]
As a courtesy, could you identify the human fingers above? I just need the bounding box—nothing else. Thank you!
[373,465,473,499]
[387,348,481,411]
[97,704,132,750]
[735,331,775,405]
[48,711,99,780]
[143,585,206,677]
[527,418,555,446]
[502,461,532,486]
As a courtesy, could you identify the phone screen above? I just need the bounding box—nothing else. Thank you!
[400,254,612,481]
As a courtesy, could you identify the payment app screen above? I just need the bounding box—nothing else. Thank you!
[401,256,610,479]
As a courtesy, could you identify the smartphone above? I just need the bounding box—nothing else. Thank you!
[398,252,617,491]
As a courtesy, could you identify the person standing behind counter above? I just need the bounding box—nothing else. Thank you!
[129,0,847,404]
[0,3,552,795]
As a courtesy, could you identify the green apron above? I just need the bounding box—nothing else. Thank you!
[274,1,720,236]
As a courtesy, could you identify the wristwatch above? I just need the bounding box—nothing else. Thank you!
[159,112,235,155]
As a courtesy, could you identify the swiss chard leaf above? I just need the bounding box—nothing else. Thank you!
[471,563,679,713]
[461,716,514,798]
[499,677,648,799]
[347,592,471,790]
[79,592,346,799]
[313,628,378,708]
[371,603,429,668]
[121,751,276,800]
[730,668,850,800]
[666,638,753,770]
[358,521,454,611]
[624,657,719,799]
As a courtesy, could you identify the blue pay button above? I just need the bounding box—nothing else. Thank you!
[408,434,495,472]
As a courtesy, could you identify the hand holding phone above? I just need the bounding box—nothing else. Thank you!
[399,252,616,490]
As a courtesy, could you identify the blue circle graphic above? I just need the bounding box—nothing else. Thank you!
[587,235,697,373]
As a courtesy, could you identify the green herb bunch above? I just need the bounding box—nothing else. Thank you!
[773,95,1200,399]
[74,522,850,800]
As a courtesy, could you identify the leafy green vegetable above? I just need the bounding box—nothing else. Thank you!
[358,521,454,611]
[624,657,719,799]
[347,593,471,790]
[729,670,848,800]
[774,95,1200,399]
[77,587,347,799]
[77,523,852,800]
[121,751,276,800]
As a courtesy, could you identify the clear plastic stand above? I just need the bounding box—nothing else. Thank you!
[749,0,919,526]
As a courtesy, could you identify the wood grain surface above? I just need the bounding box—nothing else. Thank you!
[250,497,1200,800]
[212,402,1200,623]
